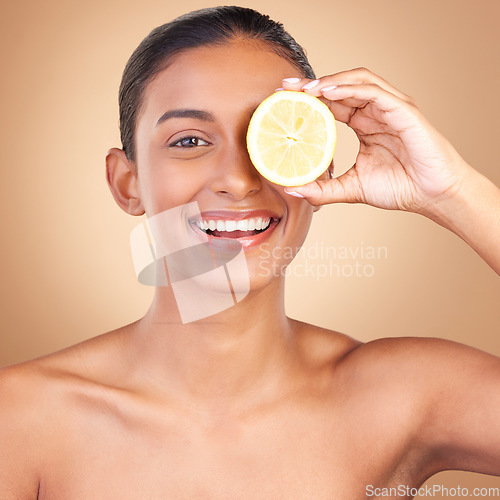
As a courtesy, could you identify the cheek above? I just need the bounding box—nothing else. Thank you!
[246,203,313,289]
[282,206,313,273]
[135,126,208,215]
[257,198,314,273]
[287,198,314,244]
[138,163,207,217]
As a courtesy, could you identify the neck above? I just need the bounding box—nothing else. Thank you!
[125,277,304,409]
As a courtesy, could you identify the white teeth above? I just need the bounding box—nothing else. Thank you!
[236,220,249,231]
[195,217,276,233]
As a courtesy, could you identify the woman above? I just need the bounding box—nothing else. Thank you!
[1,6,499,498]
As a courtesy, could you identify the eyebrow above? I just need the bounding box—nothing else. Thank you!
[155,108,216,127]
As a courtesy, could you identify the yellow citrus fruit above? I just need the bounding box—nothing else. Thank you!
[246,90,336,187]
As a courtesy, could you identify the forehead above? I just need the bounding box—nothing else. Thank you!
[138,40,302,126]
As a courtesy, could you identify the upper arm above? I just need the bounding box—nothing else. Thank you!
[0,366,42,499]
[417,338,500,474]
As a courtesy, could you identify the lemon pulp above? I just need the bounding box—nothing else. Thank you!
[247,91,336,187]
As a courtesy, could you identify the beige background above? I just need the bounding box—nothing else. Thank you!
[1,0,499,494]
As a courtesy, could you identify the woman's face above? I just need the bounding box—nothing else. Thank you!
[133,39,321,288]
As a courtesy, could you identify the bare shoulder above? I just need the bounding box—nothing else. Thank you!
[1,321,135,387]
[340,333,499,465]
[295,321,499,420]
[345,337,500,474]
[342,335,500,381]
[0,323,129,417]
[337,335,500,430]
[0,324,136,497]
[0,361,51,498]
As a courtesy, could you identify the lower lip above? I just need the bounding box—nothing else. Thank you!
[189,219,281,249]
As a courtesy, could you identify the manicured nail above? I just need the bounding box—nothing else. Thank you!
[283,78,301,84]
[302,79,320,90]
[284,189,305,198]
[275,87,284,92]
[321,85,337,92]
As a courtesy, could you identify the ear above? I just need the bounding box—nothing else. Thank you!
[105,148,145,216]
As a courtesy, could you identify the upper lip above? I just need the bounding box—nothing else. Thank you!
[188,209,281,223]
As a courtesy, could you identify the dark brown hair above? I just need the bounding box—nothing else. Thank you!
[119,6,315,163]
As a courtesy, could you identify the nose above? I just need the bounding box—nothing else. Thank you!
[209,142,262,201]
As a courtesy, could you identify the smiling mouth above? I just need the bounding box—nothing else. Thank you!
[193,216,280,239]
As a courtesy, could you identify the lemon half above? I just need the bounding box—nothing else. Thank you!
[246,91,336,187]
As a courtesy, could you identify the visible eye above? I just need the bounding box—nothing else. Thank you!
[169,136,210,148]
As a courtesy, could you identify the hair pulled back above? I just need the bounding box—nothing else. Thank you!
[119,6,315,162]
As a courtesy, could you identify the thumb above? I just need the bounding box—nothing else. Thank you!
[284,167,365,205]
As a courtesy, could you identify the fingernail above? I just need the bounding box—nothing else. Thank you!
[302,79,320,90]
[283,78,301,84]
[321,85,337,92]
[275,87,284,92]
[284,189,305,198]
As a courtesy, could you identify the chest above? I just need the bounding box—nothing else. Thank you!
[39,403,420,499]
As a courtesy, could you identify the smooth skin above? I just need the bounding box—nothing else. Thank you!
[0,40,499,499]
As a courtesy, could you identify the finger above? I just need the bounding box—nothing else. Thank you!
[281,77,418,131]
[319,83,421,133]
[316,100,362,126]
[299,68,416,106]
[328,67,416,105]
[280,77,354,123]
[283,167,365,206]
[281,77,314,91]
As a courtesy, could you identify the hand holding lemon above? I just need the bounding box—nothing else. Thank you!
[247,68,500,274]
[248,68,473,217]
